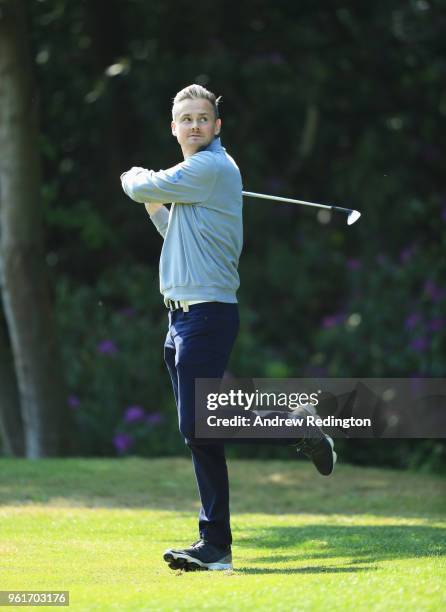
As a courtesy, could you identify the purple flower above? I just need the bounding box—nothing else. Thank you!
[269,51,285,65]
[424,280,444,303]
[346,258,361,270]
[97,339,118,355]
[253,51,285,64]
[421,144,439,161]
[322,314,344,329]
[146,412,164,425]
[124,405,145,423]
[118,306,136,318]
[67,394,80,408]
[399,245,415,264]
[410,337,428,352]
[405,313,421,329]
[113,432,133,454]
[429,318,445,332]
[306,366,328,377]
[207,37,224,49]
[410,374,425,394]
[266,176,284,192]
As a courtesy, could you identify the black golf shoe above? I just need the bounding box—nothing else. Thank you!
[163,539,232,571]
[296,435,337,476]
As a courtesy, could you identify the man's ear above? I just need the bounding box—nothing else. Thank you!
[171,120,177,136]
[215,118,222,136]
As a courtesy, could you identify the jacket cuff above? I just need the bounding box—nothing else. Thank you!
[150,206,169,237]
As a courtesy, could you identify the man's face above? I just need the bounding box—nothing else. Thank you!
[172,98,221,158]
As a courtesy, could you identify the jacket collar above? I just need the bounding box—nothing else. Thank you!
[201,136,223,153]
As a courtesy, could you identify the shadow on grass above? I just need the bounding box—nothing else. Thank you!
[232,524,445,574]
[236,565,377,574]
[0,458,444,519]
[1,460,444,576]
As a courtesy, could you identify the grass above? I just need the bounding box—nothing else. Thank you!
[0,457,445,611]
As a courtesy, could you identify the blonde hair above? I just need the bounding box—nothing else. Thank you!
[172,84,221,120]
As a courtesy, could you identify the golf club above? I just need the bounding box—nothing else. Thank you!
[242,191,361,226]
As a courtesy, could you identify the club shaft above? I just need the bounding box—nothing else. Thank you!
[242,190,332,211]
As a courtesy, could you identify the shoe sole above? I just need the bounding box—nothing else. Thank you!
[317,435,336,476]
[328,435,337,466]
[163,551,232,571]
[297,406,337,475]
[297,435,337,476]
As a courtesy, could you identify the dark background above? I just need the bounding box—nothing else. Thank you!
[21,0,446,470]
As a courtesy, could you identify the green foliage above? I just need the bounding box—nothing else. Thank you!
[54,264,184,457]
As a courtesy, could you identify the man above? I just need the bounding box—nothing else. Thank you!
[120,84,336,572]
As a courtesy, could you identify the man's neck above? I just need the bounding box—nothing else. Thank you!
[182,136,220,159]
[182,145,201,159]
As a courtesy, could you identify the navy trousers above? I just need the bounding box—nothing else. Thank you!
[164,302,239,547]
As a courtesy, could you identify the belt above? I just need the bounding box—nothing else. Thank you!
[165,299,210,312]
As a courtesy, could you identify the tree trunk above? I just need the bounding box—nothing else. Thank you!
[0,303,24,456]
[0,0,72,457]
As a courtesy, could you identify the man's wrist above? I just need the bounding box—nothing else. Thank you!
[145,202,164,216]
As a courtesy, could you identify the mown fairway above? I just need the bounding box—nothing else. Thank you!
[0,458,445,611]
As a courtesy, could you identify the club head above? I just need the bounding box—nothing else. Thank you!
[347,210,361,225]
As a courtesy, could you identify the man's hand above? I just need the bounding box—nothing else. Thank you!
[144,202,164,216]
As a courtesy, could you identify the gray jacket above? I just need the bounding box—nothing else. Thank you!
[121,137,243,303]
